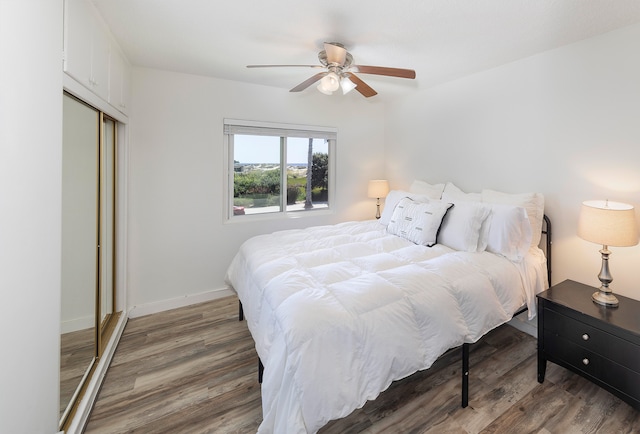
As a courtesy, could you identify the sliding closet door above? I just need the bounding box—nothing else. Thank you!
[60,93,99,421]
[60,93,120,430]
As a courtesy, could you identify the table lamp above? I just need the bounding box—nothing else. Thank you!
[368,180,389,219]
[577,200,639,307]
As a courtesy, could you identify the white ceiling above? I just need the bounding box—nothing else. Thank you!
[92,0,640,100]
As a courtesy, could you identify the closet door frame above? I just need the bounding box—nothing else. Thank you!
[97,112,118,357]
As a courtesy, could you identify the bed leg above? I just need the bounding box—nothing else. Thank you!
[239,301,244,321]
[462,343,469,408]
[258,358,264,383]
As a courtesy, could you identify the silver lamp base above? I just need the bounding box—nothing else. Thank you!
[592,289,619,307]
[592,245,619,307]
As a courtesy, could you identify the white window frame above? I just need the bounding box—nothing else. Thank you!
[223,119,337,222]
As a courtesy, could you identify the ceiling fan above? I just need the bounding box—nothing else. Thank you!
[247,42,416,98]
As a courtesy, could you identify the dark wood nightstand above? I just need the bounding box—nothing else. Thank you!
[537,279,640,410]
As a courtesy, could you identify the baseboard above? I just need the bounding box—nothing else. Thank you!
[65,311,128,434]
[60,315,94,334]
[128,287,235,318]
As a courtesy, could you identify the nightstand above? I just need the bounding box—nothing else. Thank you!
[537,279,640,410]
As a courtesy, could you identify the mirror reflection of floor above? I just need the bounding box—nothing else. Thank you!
[60,327,95,416]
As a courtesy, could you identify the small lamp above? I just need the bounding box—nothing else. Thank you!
[368,180,389,220]
[577,200,639,307]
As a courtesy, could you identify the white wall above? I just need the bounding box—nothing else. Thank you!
[127,68,386,311]
[385,23,640,300]
[0,0,63,432]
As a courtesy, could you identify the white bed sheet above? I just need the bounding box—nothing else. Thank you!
[225,220,548,434]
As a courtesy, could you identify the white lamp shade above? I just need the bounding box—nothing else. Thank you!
[368,180,390,199]
[578,200,639,247]
[340,76,357,94]
[316,82,333,95]
[318,72,340,94]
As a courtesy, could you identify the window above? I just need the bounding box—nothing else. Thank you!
[224,119,336,220]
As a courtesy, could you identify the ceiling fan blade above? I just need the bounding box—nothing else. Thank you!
[247,64,323,69]
[344,73,377,98]
[353,65,416,79]
[289,72,327,92]
[324,42,347,66]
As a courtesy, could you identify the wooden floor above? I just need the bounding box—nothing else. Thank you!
[85,296,639,433]
[60,327,95,416]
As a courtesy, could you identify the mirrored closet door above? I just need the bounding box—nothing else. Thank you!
[60,93,120,429]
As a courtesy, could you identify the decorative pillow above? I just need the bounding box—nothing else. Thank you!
[379,190,432,225]
[481,189,544,248]
[438,200,491,252]
[387,198,453,247]
[484,204,532,262]
[408,180,445,199]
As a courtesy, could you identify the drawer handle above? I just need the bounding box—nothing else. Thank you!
[582,358,590,366]
[582,333,590,341]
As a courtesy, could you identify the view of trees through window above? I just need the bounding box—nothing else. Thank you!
[232,134,329,215]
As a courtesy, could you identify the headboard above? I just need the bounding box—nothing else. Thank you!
[542,215,552,285]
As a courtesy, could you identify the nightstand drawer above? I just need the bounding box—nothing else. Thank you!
[545,332,640,403]
[544,308,640,374]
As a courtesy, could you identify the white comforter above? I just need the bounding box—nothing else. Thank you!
[225,220,547,434]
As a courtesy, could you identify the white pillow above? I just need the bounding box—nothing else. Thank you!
[443,182,481,202]
[481,189,544,248]
[409,180,445,199]
[387,198,453,247]
[484,204,532,262]
[379,190,432,225]
[438,200,492,252]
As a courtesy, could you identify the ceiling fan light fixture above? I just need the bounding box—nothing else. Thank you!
[340,76,357,94]
[316,82,333,95]
[318,72,340,94]
[251,42,415,98]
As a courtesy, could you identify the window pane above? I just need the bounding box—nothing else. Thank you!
[286,137,329,212]
[233,135,281,215]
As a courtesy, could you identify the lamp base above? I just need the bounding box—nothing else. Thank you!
[591,245,618,307]
[592,289,619,307]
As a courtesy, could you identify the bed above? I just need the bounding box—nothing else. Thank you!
[225,182,550,434]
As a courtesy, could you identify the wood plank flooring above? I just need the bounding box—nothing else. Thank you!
[60,327,95,416]
[85,296,639,433]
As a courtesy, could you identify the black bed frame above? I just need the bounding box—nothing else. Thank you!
[238,215,552,408]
